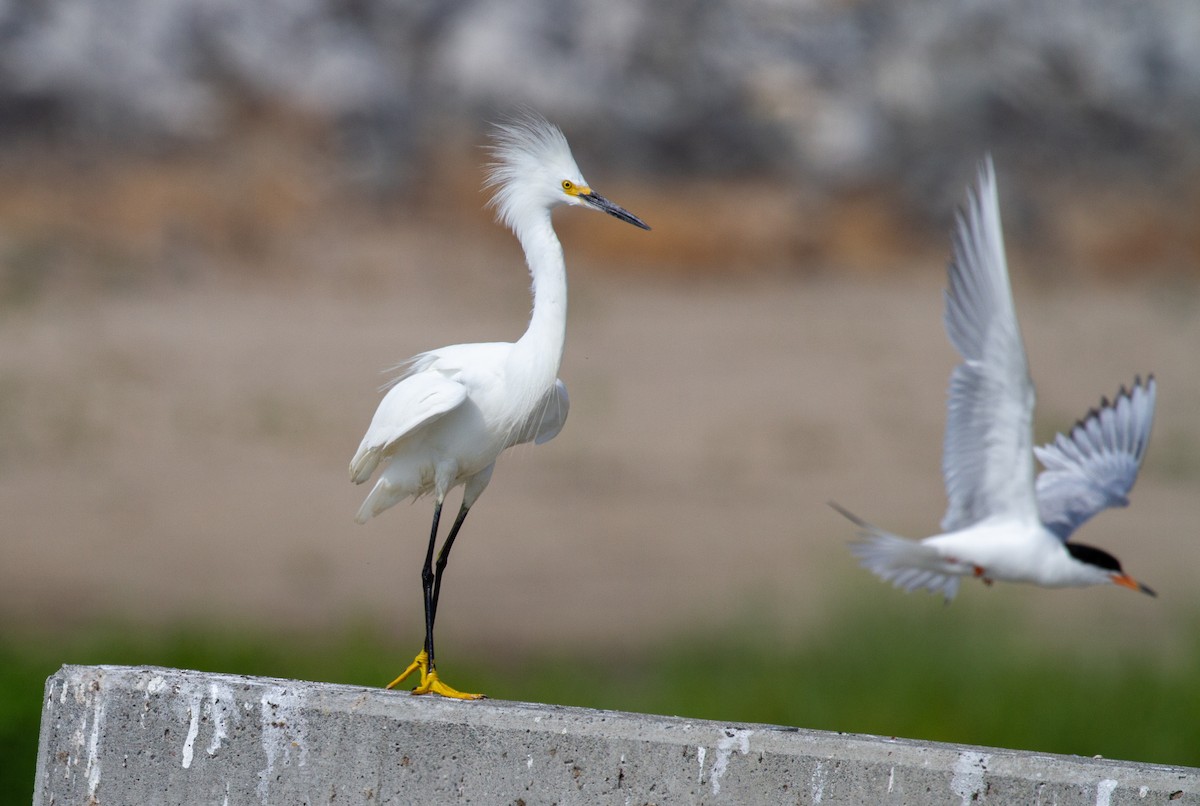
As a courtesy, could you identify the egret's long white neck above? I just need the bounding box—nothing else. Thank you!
[511,209,567,396]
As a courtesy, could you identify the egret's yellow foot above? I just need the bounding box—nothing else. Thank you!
[385,651,482,699]
[386,651,430,690]
[412,668,484,700]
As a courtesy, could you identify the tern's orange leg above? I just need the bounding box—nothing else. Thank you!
[971,565,994,586]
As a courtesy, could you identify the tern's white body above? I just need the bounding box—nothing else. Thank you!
[842,158,1157,600]
[924,519,1112,587]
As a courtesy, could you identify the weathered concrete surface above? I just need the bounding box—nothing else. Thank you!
[34,665,1200,805]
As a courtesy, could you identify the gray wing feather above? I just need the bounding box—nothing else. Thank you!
[940,157,1039,532]
[1034,376,1157,541]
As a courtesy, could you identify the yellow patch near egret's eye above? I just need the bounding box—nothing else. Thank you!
[561,180,589,197]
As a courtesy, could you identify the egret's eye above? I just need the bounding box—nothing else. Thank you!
[561,180,574,192]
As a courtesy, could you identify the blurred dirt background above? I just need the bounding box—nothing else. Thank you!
[1,0,1199,661]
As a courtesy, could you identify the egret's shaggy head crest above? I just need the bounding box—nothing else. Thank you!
[485,113,586,235]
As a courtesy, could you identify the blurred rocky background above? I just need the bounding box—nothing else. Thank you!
[2,0,1200,281]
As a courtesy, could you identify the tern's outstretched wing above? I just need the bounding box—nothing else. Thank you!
[1034,376,1157,542]
[940,158,1039,532]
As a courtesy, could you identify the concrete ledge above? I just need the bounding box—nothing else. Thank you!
[34,665,1199,805]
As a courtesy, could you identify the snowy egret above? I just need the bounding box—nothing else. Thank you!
[349,114,649,699]
[835,158,1157,600]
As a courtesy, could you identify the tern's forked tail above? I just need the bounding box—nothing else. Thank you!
[830,502,962,602]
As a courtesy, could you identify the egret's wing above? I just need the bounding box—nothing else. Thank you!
[940,157,1039,532]
[349,370,467,483]
[515,379,570,446]
[380,343,503,391]
[1034,376,1157,541]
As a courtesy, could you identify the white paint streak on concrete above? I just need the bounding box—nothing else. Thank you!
[84,686,105,800]
[709,728,752,796]
[256,686,309,804]
[696,746,706,783]
[181,691,201,769]
[950,750,989,805]
[887,765,895,793]
[810,759,827,804]
[206,683,234,756]
[139,675,167,728]
[67,717,84,781]
[1096,778,1119,806]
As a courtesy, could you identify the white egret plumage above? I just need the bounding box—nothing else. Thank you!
[350,114,649,698]
[835,158,1157,601]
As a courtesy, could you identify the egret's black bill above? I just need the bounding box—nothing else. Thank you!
[582,192,651,230]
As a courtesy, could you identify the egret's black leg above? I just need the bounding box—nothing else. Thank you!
[430,503,471,630]
[386,497,481,699]
[385,498,442,692]
[420,499,443,663]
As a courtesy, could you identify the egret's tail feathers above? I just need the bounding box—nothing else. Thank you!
[354,475,412,524]
[353,501,375,525]
[831,502,961,601]
[355,492,394,524]
[349,446,381,485]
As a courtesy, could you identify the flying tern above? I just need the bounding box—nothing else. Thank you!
[836,158,1157,601]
